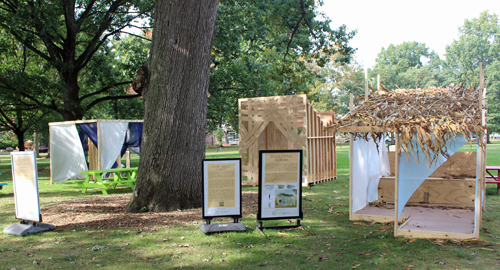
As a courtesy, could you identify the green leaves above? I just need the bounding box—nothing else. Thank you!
[443,11,500,132]
[208,0,356,131]
[372,42,445,90]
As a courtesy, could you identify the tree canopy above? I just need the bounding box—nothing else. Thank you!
[444,11,500,133]
[371,41,445,90]
[207,0,356,131]
[0,0,153,120]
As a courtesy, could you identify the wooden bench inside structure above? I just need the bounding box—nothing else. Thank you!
[73,167,138,195]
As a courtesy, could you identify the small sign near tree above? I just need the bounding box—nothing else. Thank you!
[4,151,55,236]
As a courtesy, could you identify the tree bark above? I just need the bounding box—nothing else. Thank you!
[126,0,220,212]
[15,109,25,151]
[34,131,40,157]
[15,131,25,152]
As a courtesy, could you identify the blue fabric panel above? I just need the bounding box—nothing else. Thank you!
[77,123,98,148]
[397,134,466,219]
[120,122,143,156]
[78,130,88,152]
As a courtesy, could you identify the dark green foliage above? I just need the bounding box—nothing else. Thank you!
[208,0,356,131]
[444,11,500,133]
[372,41,445,90]
[0,0,153,120]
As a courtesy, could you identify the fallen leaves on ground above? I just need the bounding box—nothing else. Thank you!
[41,192,258,230]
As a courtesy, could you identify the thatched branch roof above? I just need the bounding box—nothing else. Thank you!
[326,86,486,164]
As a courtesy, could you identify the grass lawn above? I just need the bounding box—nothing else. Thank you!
[0,143,499,269]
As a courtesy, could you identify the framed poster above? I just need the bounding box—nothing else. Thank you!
[202,158,242,219]
[11,151,41,222]
[258,150,303,220]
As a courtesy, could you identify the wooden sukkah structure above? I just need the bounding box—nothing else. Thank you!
[238,95,336,186]
[327,83,487,240]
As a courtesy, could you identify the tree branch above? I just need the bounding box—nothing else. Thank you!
[74,0,130,71]
[119,31,152,41]
[85,94,141,112]
[282,0,306,74]
[79,80,133,101]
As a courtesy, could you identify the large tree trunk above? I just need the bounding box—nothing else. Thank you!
[15,131,25,152]
[15,109,25,151]
[126,0,220,212]
[62,72,81,121]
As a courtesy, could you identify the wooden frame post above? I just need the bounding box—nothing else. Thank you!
[348,94,354,220]
[377,74,381,92]
[476,62,485,234]
[365,68,369,101]
[394,133,400,237]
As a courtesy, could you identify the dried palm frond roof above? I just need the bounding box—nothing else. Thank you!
[326,86,486,164]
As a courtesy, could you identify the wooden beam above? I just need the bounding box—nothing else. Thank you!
[348,93,354,220]
[377,74,381,91]
[365,68,369,101]
[336,126,390,133]
[394,133,400,237]
[49,119,143,126]
[477,62,485,236]
[396,229,477,240]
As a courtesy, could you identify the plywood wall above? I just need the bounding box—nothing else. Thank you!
[388,151,477,178]
[239,95,336,186]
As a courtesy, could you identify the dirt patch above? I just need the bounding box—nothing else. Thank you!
[42,192,258,231]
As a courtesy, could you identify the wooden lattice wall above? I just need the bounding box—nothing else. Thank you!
[238,95,336,186]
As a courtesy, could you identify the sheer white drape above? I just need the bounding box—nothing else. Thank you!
[50,124,88,183]
[397,134,466,219]
[351,135,390,213]
[98,122,128,170]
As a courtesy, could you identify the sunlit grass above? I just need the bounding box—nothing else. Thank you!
[0,142,499,268]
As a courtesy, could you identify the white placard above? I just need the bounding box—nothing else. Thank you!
[258,150,303,220]
[11,151,41,222]
[202,159,241,218]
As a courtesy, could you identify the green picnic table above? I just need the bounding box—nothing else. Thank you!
[76,167,138,195]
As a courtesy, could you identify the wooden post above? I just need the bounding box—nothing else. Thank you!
[349,93,354,220]
[477,62,485,232]
[97,121,102,170]
[34,131,40,158]
[365,68,369,101]
[126,150,131,168]
[394,133,400,237]
[377,74,381,92]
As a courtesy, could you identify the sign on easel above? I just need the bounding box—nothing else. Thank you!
[4,151,55,236]
[200,158,245,234]
[258,150,303,230]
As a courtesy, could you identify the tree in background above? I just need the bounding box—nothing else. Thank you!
[0,30,58,150]
[214,127,226,150]
[86,34,150,120]
[207,0,356,131]
[486,60,500,133]
[308,55,364,115]
[0,1,153,120]
[444,11,500,133]
[126,0,220,212]
[371,41,445,90]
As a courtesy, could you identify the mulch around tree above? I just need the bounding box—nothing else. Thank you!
[42,192,258,231]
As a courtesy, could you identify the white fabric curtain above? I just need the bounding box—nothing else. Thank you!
[351,134,390,213]
[98,122,128,170]
[397,134,466,219]
[50,124,88,183]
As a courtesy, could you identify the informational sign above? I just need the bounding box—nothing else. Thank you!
[258,150,303,220]
[11,151,41,222]
[202,158,242,219]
